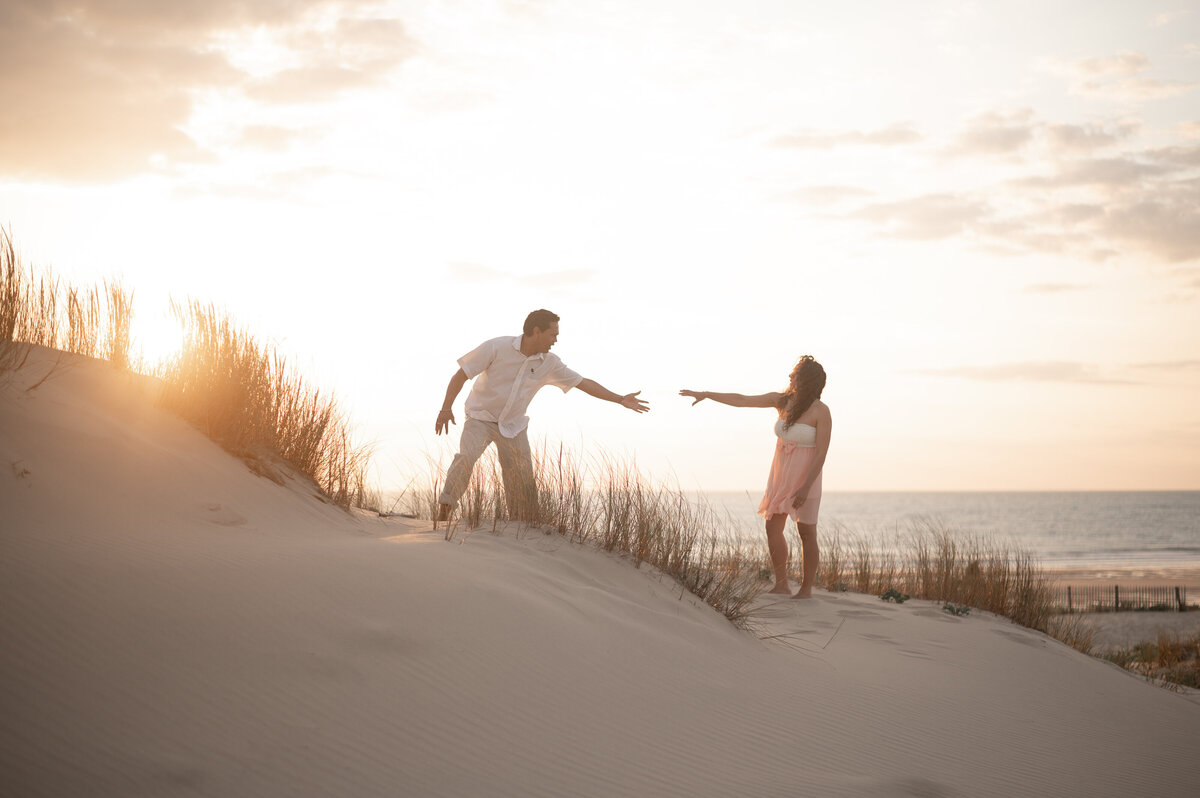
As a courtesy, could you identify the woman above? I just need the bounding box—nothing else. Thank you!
[680,356,831,599]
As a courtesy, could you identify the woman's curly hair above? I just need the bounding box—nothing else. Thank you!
[776,355,826,429]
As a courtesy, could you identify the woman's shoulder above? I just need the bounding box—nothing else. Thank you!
[801,399,831,424]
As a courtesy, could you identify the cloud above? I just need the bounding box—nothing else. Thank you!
[447,262,509,282]
[1100,179,1200,262]
[1043,51,1198,101]
[1144,145,1200,168]
[445,263,597,290]
[1022,283,1089,294]
[770,124,920,150]
[910,362,1135,385]
[1176,121,1200,140]
[520,269,598,288]
[948,110,1036,156]
[1153,10,1191,27]
[1133,360,1200,370]
[850,193,991,240]
[172,165,341,200]
[782,185,874,205]
[235,125,310,150]
[1012,157,1169,189]
[0,0,413,182]
[246,16,414,104]
[1073,51,1150,77]
[1045,122,1138,152]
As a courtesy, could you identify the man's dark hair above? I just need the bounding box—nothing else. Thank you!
[524,309,560,336]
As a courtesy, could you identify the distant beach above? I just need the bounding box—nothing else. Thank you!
[701,490,1200,577]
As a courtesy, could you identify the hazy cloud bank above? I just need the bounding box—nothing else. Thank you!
[0,0,412,182]
[911,362,1135,385]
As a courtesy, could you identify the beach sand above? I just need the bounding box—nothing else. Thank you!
[1045,566,1200,586]
[2,347,1199,797]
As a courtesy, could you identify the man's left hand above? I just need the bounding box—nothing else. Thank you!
[620,391,650,413]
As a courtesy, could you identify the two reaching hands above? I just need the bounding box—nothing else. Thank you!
[435,390,648,434]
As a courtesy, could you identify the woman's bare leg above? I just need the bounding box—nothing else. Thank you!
[765,513,791,594]
[792,522,819,599]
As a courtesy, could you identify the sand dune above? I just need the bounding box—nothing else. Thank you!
[2,347,1198,797]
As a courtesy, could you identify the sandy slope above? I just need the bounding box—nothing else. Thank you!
[2,347,1198,798]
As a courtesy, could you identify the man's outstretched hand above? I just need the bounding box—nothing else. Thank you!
[679,389,707,406]
[435,409,456,435]
[620,391,650,413]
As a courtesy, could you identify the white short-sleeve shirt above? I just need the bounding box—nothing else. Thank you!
[458,336,583,438]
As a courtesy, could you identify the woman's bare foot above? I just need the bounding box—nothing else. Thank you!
[766,584,792,595]
[791,588,813,600]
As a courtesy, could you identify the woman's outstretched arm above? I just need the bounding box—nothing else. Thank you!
[679,390,782,408]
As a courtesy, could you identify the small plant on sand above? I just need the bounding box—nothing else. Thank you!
[1100,631,1200,691]
[880,588,910,604]
[943,603,971,616]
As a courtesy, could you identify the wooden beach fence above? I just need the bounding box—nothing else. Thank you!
[1055,584,1193,612]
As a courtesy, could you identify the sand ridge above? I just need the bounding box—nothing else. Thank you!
[2,348,1199,797]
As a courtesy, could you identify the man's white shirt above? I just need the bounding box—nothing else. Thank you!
[458,336,583,438]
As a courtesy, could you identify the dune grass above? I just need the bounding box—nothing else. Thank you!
[417,453,1100,646]
[0,228,133,375]
[409,446,765,626]
[1100,630,1200,691]
[159,300,375,510]
[1,229,374,510]
[818,519,1057,632]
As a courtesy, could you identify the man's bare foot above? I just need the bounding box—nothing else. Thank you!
[791,588,813,600]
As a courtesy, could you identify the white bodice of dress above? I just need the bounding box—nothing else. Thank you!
[774,417,816,447]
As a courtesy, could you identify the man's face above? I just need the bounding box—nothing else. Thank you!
[530,322,559,354]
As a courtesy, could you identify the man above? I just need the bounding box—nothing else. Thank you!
[434,309,648,524]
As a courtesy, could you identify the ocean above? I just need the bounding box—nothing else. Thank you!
[699,491,1200,572]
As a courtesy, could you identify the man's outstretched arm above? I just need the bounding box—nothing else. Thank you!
[576,378,649,413]
[436,368,469,434]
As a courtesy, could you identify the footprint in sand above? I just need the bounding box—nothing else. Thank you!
[912,609,963,623]
[199,503,247,527]
[994,627,1045,647]
[836,608,884,619]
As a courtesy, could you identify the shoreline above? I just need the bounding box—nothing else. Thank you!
[1043,566,1200,587]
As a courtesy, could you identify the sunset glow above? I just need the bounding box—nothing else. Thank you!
[2,0,1198,491]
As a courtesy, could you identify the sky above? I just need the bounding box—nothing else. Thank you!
[2,0,1199,493]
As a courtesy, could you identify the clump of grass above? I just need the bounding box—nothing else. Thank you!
[157,300,374,510]
[417,445,764,625]
[816,519,1055,633]
[1100,631,1200,691]
[102,280,133,371]
[0,228,133,377]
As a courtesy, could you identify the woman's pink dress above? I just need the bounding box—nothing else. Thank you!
[757,417,822,525]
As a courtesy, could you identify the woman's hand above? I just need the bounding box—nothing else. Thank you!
[679,389,707,405]
[791,490,808,510]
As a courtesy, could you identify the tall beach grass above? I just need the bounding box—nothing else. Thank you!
[407,445,766,626]
[1,228,374,510]
[158,300,375,509]
[412,449,1096,646]
[1,227,133,375]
